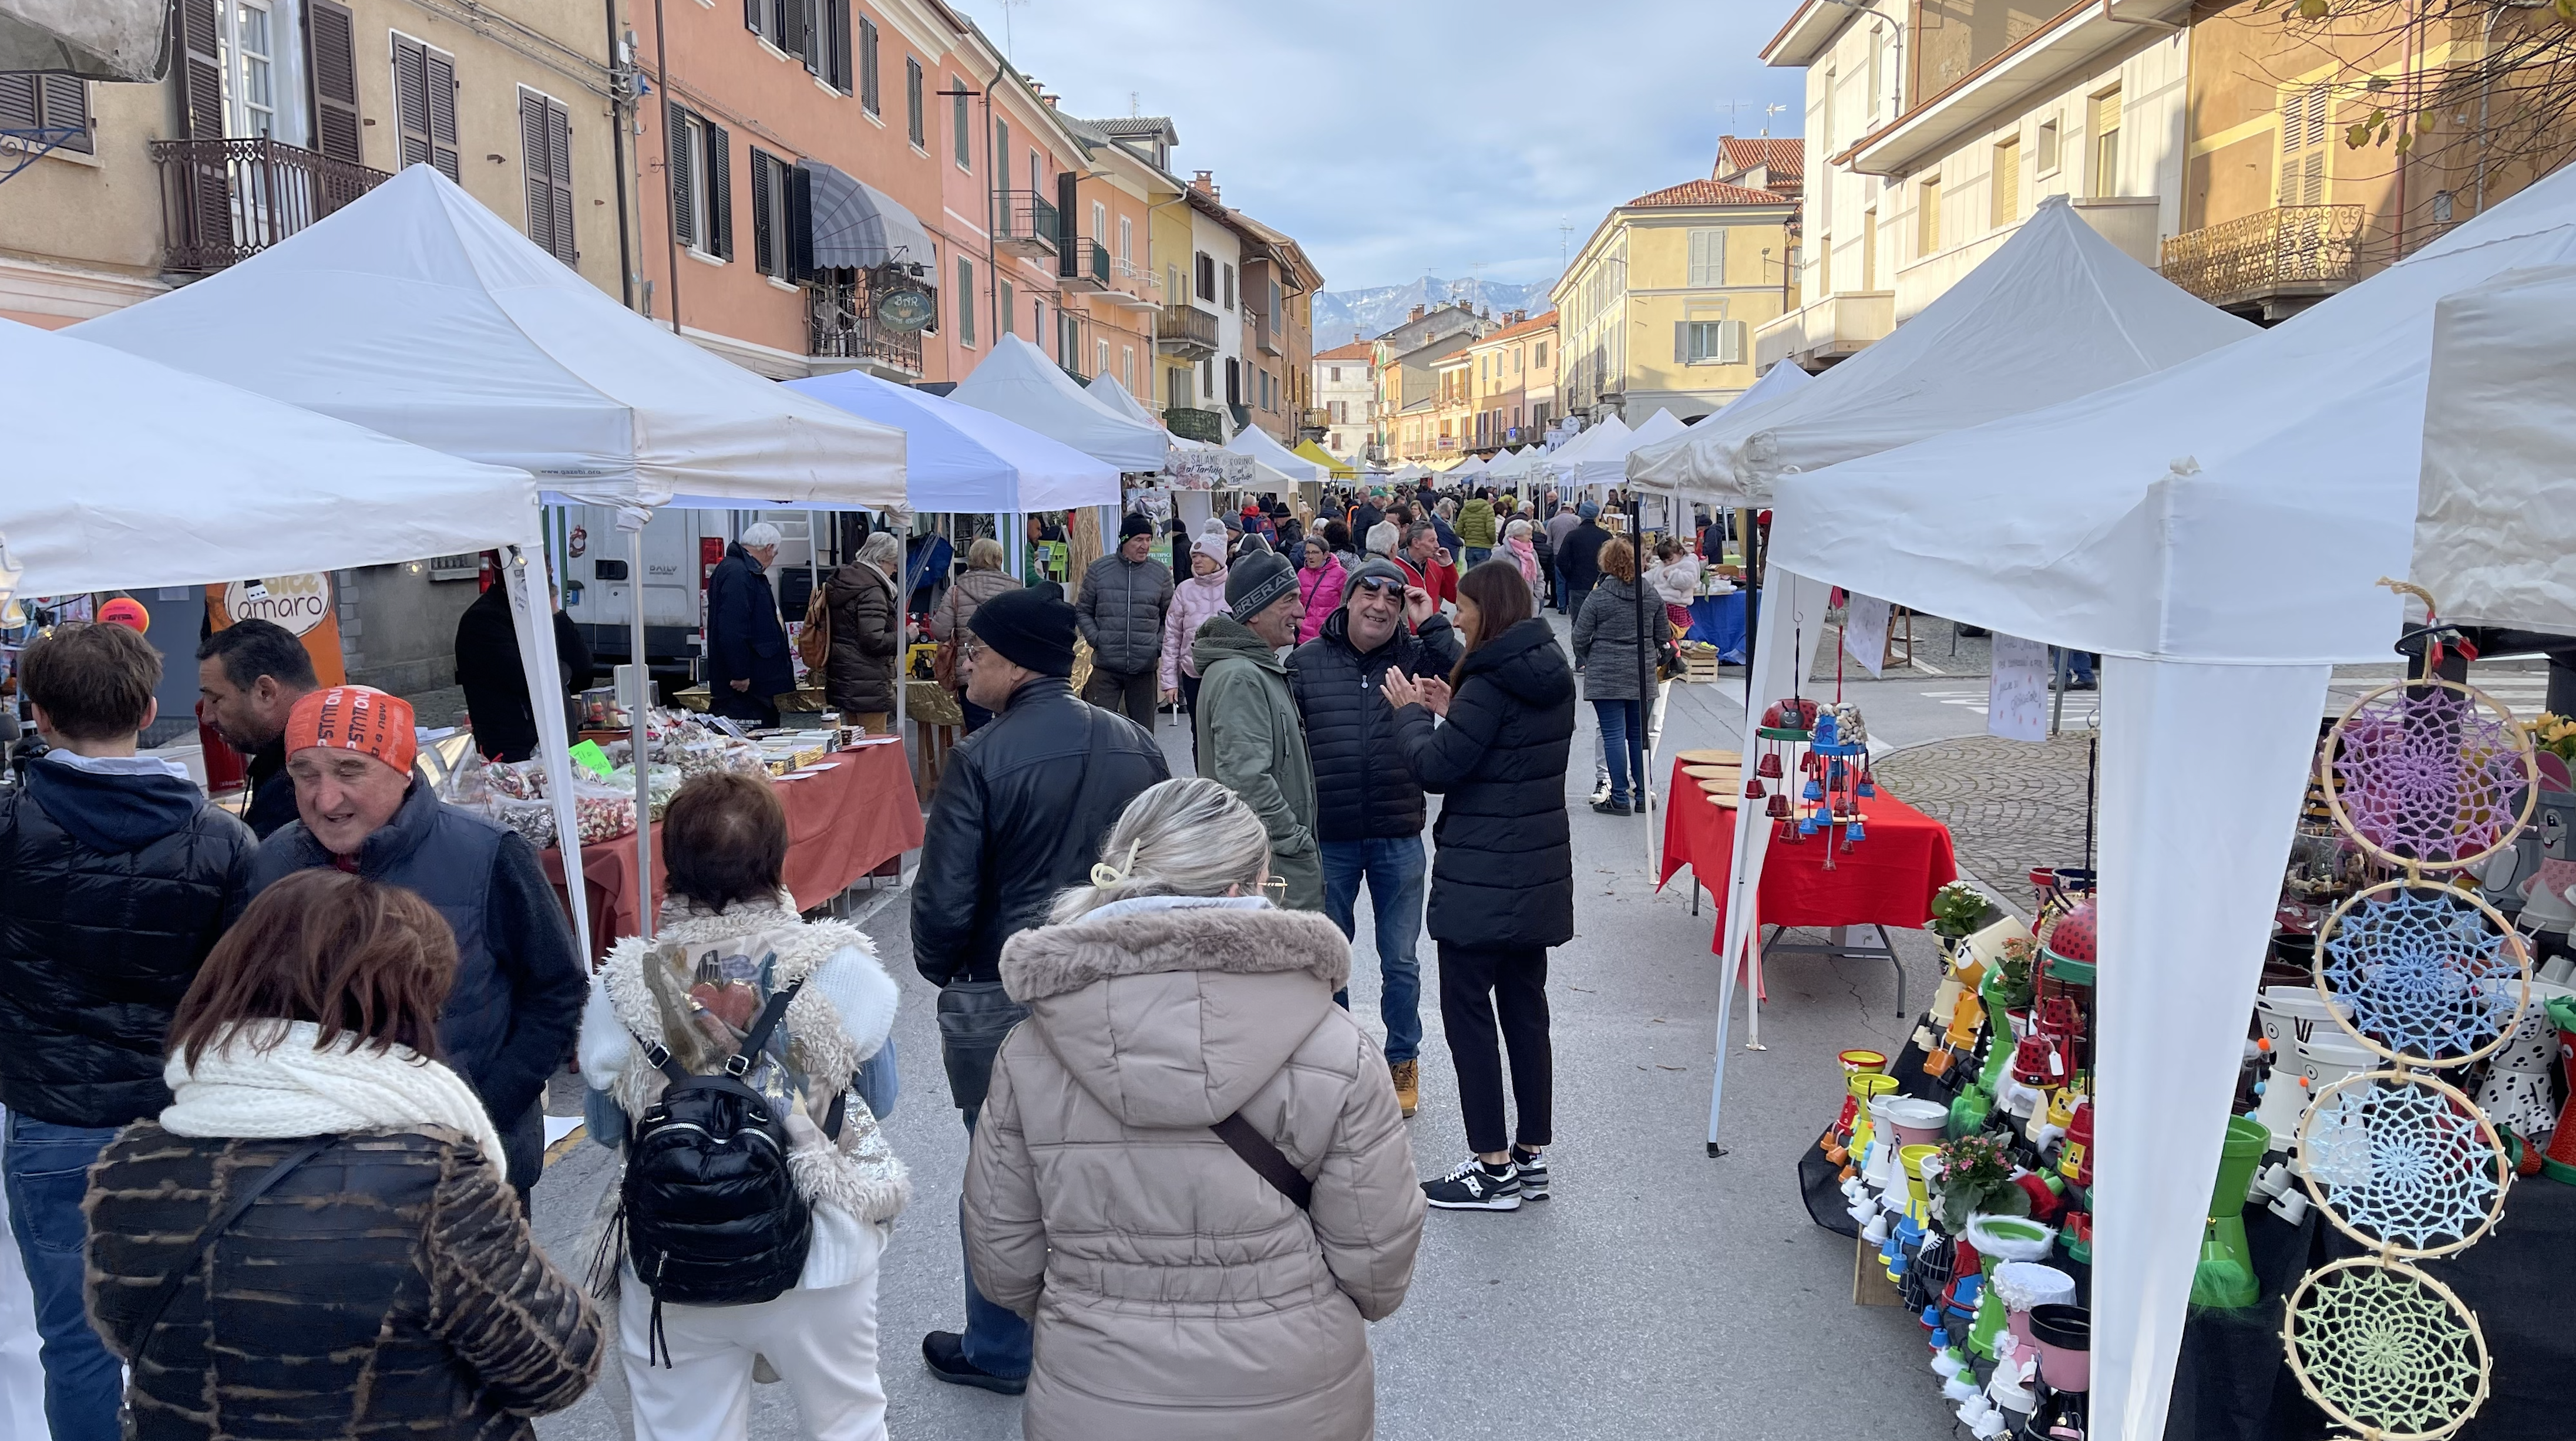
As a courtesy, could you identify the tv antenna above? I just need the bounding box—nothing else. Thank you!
[1128,90,1140,118]
[1762,103,1789,136]
[997,0,1026,59]
[1558,217,1575,267]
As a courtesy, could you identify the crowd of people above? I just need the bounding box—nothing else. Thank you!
[0,476,1727,1441]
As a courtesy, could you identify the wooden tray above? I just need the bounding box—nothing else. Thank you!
[1675,748,1741,766]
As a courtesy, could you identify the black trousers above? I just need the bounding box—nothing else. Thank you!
[1082,665,1158,730]
[713,686,780,729]
[1438,941,1552,1155]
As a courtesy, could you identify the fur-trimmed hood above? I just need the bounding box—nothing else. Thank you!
[998,901,1352,1129]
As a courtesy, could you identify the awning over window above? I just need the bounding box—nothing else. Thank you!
[800,160,937,271]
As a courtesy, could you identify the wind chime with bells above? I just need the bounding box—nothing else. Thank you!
[1744,627,1878,866]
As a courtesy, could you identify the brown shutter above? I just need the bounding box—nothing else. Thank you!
[547,98,575,262]
[0,76,34,132]
[393,34,432,169]
[667,105,695,250]
[705,120,733,260]
[520,90,556,256]
[36,76,90,154]
[425,48,459,180]
[174,0,223,139]
[748,149,775,275]
[305,1,362,162]
[779,0,808,69]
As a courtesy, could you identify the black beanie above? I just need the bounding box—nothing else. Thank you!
[1226,549,1299,621]
[1119,511,1154,540]
[970,586,1077,678]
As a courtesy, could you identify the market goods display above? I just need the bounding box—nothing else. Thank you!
[2295,1070,2510,1257]
[2316,880,2528,1068]
[2321,679,2537,872]
[2283,1258,2490,1441]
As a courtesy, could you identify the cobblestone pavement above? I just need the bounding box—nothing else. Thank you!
[1870,729,2103,900]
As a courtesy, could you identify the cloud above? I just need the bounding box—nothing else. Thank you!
[951,0,1804,291]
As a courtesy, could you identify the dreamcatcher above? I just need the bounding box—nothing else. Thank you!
[2275,581,2536,1440]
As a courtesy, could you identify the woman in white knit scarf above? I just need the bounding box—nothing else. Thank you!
[580,772,907,1441]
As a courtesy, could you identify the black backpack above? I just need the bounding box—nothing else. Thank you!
[620,976,812,1358]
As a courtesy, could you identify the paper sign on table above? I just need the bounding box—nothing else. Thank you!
[1842,593,1891,678]
[1988,634,2053,742]
[567,740,614,777]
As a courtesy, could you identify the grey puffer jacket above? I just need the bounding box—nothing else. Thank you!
[822,561,900,716]
[1572,574,1652,702]
[965,900,1424,1441]
[1075,553,1175,679]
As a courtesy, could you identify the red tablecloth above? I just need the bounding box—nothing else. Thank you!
[541,741,924,958]
[1657,756,1956,951]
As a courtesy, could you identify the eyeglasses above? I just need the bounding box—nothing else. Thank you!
[1259,876,1289,904]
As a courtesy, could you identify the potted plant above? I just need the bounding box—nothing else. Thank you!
[1931,881,1999,949]
[1929,1130,2031,1234]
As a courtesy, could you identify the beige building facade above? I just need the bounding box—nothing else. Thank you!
[1553,177,1798,422]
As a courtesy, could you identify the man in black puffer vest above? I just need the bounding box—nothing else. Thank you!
[1287,558,1459,1119]
[245,685,586,1198]
[0,620,256,1441]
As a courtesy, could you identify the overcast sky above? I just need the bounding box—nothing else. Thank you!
[950,0,1807,292]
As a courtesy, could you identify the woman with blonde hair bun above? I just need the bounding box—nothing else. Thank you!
[964,777,1424,1441]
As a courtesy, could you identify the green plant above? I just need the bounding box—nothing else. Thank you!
[1930,881,1995,942]
[1929,1130,2031,1233]
[1991,936,2039,1008]
[2531,713,2576,767]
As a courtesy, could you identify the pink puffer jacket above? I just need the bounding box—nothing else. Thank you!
[1162,571,1230,689]
[1295,558,1347,645]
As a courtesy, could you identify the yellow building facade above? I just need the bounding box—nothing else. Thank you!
[1553,179,1798,422]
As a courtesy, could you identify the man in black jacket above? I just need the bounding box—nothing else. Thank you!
[1287,558,1457,1118]
[1556,502,1612,622]
[1074,513,1175,729]
[246,685,585,1199]
[452,572,594,762]
[194,617,318,838]
[912,584,1166,1395]
[2,621,256,1441]
[705,524,793,728]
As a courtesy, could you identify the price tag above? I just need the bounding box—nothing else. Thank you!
[568,740,615,778]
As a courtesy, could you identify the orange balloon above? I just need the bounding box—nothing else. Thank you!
[97,597,149,634]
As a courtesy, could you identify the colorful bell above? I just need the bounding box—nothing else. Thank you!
[1847,819,1867,842]
[1857,778,1877,797]
[1757,752,1783,779]
[1765,793,1792,819]
[1744,778,1765,799]
[1802,777,1825,802]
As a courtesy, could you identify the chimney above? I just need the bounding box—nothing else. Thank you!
[1408,304,1425,322]
[1192,170,1218,200]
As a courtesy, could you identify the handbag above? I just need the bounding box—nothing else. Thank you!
[936,705,1112,1111]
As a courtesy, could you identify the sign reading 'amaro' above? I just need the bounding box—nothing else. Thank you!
[223,574,333,637]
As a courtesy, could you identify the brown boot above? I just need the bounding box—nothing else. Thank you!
[1390,1060,1419,1117]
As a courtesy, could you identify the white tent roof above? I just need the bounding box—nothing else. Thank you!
[1226,422,1324,483]
[1087,371,1161,426]
[1716,356,1815,418]
[1629,196,2256,503]
[1770,170,2576,665]
[785,369,1118,514]
[1537,414,1629,487]
[72,166,906,511]
[1482,446,1536,480]
[2411,262,2576,633]
[949,335,1167,473]
[1574,408,1684,487]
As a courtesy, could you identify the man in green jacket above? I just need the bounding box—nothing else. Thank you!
[1455,490,1498,568]
[1191,550,1323,911]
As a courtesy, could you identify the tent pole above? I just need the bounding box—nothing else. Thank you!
[630,525,653,941]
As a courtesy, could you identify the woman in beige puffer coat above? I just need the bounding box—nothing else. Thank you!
[964,777,1424,1441]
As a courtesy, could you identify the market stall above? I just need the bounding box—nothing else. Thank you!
[1226,422,1326,487]
[1744,163,2576,1441]
[949,334,1169,473]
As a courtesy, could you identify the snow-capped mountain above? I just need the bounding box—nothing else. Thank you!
[1311,274,1560,349]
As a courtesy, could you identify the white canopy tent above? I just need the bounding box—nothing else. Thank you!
[786,369,1118,513]
[74,165,907,511]
[1444,452,1489,479]
[1573,408,1684,489]
[1722,166,2576,1441]
[1226,422,1325,484]
[2410,262,2576,632]
[1714,356,1815,418]
[1534,414,1629,491]
[0,318,593,958]
[1087,371,1161,426]
[949,335,1168,473]
[1627,196,2256,502]
[1483,446,1535,480]
[73,164,910,945]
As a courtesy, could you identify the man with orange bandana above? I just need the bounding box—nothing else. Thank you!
[246,685,586,1197]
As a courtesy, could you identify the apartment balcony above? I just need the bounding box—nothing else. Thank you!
[806,274,925,376]
[1754,290,1894,373]
[1057,358,1089,387]
[1057,237,1111,291]
[1155,302,1219,361]
[2160,205,2364,320]
[1165,406,1224,442]
[1252,311,1282,356]
[1300,408,1330,430]
[994,190,1059,258]
[152,137,392,273]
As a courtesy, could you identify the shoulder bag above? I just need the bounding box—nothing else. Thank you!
[935,705,1110,1112]
[126,1137,338,1373]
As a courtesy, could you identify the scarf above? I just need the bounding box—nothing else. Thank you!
[161,1020,507,1180]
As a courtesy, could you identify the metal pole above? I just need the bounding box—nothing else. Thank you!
[1630,495,1656,877]
[2051,647,2069,738]
[628,524,654,940]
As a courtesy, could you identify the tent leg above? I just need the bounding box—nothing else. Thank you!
[630,526,653,941]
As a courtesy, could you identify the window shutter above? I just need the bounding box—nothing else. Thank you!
[780,0,808,69]
[425,49,460,180]
[1722,320,1747,365]
[705,121,734,260]
[857,16,877,110]
[826,0,852,93]
[788,161,815,278]
[38,75,89,153]
[1675,321,1689,364]
[0,76,33,132]
[175,0,223,139]
[393,35,433,169]
[745,0,762,33]
[749,149,776,275]
[521,90,555,255]
[305,2,362,162]
[667,106,695,250]
[547,98,576,261]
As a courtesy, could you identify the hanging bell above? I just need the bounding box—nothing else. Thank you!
[1744,778,1766,799]
[1847,819,1867,843]
[1757,752,1784,779]
[1765,793,1792,819]
[1802,778,1826,802]
[1857,778,1878,798]
[1800,814,1823,836]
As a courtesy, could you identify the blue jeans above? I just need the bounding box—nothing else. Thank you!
[1320,836,1427,1065]
[2050,647,2097,685]
[6,1113,123,1441]
[1594,698,1643,806]
[1461,547,1492,571]
[958,1107,1031,1379]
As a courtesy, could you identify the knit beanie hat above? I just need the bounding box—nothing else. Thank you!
[1119,511,1154,540]
[970,587,1077,678]
[1343,557,1410,601]
[1193,533,1229,566]
[1226,549,1298,621]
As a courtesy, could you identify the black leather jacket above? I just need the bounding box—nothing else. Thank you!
[1287,609,1461,844]
[911,678,1169,987]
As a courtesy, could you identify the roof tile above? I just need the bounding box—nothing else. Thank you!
[1626,177,1792,208]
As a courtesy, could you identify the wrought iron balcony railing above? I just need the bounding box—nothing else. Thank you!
[1058,237,1111,289]
[808,272,926,374]
[152,137,392,272]
[994,190,1059,257]
[2159,205,2363,310]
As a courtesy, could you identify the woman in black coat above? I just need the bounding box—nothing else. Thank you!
[823,530,903,729]
[1383,560,1575,1213]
